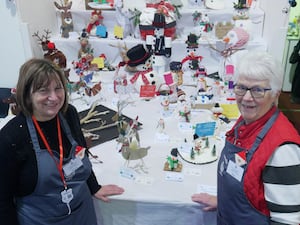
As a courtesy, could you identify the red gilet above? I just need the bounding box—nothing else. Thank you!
[226,107,300,215]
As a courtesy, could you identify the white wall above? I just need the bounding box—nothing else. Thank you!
[17,0,59,58]
[0,0,58,88]
[260,0,291,63]
[0,0,32,88]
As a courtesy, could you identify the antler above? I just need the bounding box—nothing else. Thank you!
[54,0,72,11]
[32,30,51,44]
[42,29,51,41]
[32,31,44,44]
[109,42,129,62]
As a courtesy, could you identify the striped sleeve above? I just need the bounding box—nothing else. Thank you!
[263,144,300,225]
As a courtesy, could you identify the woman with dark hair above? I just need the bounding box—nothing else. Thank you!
[0,58,124,225]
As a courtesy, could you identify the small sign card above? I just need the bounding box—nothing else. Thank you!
[195,122,216,137]
[165,172,184,182]
[140,85,156,98]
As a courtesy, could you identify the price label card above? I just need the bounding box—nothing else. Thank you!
[184,168,202,176]
[120,167,137,180]
[163,73,174,85]
[178,122,194,131]
[165,172,184,182]
[91,57,104,69]
[114,25,124,39]
[140,85,156,98]
[196,184,217,195]
[135,176,154,185]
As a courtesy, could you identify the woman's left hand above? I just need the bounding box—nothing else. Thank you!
[94,184,125,202]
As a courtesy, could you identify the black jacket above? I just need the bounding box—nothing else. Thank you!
[289,39,300,100]
[0,104,101,225]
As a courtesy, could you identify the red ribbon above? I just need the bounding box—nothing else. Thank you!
[181,54,203,64]
[130,69,153,85]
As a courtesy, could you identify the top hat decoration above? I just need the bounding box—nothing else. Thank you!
[126,44,151,67]
[152,13,166,28]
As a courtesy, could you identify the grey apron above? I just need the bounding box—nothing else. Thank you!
[217,110,279,225]
[16,113,97,225]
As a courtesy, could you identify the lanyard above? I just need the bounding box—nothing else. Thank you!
[32,115,67,189]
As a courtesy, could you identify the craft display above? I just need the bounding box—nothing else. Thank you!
[139,0,179,40]
[114,0,136,38]
[232,0,250,20]
[211,26,249,80]
[78,29,93,59]
[192,11,214,37]
[119,44,153,72]
[54,0,73,38]
[146,13,172,77]
[211,102,224,118]
[32,30,70,78]
[39,0,265,179]
[164,148,182,172]
[78,102,141,147]
[214,21,235,40]
[86,0,115,10]
[177,135,219,165]
[157,84,172,115]
[110,100,149,172]
[169,61,183,86]
[86,9,108,37]
[119,117,150,171]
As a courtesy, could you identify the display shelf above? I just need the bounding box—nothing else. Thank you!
[55,7,264,37]
[51,6,266,79]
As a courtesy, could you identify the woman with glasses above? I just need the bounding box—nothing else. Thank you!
[192,51,300,225]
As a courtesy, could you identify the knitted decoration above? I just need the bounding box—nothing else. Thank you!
[223,27,249,49]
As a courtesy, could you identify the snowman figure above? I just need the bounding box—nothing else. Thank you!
[146,13,172,82]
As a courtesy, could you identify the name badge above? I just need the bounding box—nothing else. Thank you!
[226,160,244,182]
[63,157,83,177]
[61,188,73,204]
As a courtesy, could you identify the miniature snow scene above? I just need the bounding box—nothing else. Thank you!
[177,121,221,165]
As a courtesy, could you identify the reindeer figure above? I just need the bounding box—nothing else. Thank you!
[32,30,70,79]
[54,0,73,38]
[32,29,51,53]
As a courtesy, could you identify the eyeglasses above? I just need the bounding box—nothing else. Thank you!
[233,84,272,98]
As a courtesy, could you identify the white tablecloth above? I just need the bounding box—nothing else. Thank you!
[71,72,233,225]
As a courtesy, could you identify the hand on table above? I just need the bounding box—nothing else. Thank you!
[191,193,217,211]
[94,184,125,202]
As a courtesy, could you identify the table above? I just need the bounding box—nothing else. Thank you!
[0,72,232,225]
[72,72,233,225]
